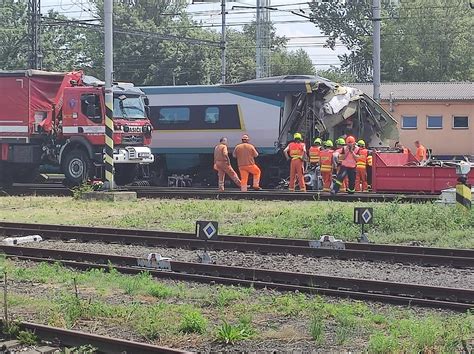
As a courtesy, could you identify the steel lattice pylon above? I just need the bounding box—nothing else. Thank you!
[256,0,271,78]
[28,0,42,69]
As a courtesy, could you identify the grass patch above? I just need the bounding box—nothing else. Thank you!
[0,197,473,247]
[309,314,324,344]
[179,309,208,334]
[215,317,255,345]
[0,257,472,351]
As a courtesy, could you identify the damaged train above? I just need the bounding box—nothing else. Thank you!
[141,75,399,187]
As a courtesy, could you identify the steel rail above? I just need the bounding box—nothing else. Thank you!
[1,245,472,311]
[0,320,187,353]
[2,184,439,202]
[1,222,472,268]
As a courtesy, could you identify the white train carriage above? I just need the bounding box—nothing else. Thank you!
[141,76,398,187]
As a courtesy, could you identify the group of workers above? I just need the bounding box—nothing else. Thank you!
[213,135,262,192]
[213,133,428,193]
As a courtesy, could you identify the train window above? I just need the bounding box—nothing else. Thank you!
[150,105,241,130]
[158,107,190,124]
[205,107,219,124]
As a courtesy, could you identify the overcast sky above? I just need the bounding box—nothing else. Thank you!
[41,0,347,71]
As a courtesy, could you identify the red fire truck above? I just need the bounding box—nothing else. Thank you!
[0,70,154,187]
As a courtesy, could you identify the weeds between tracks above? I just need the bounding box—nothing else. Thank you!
[1,197,473,248]
[0,258,471,351]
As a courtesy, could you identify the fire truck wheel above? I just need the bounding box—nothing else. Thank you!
[115,164,138,186]
[62,149,91,186]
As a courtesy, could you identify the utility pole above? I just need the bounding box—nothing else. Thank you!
[28,0,42,69]
[220,0,226,84]
[372,0,381,102]
[104,0,114,189]
[256,0,262,79]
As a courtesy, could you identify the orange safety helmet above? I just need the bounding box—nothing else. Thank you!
[241,134,249,141]
[345,136,356,144]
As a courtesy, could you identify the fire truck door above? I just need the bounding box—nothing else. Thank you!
[62,90,105,145]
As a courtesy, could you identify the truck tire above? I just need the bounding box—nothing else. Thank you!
[115,164,137,186]
[61,149,91,186]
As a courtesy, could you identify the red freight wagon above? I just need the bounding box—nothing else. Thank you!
[371,152,474,193]
[0,70,154,186]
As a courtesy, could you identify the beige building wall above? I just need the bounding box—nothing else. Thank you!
[379,100,474,156]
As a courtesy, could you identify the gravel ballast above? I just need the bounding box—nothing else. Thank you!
[17,240,474,289]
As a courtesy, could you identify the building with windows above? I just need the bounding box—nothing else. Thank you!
[350,82,473,157]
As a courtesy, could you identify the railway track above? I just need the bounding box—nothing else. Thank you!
[0,320,186,353]
[2,183,440,202]
[1,245,472,312]
[1,222,472,268]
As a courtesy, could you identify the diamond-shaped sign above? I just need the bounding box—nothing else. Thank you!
[196,221,219,240]
[354,208,373,224]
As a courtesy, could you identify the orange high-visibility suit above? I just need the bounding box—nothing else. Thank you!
[415,144,427,162]
[334,147,347,192]
[214,143,241,191]
[285,141,306,192]
[355,148,368,192]
[308,146,321,165]
[319,149,333,192]
[233,142,261,191]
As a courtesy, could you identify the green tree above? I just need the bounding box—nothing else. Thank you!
[0,1,29,69]
[310,0,474,82]
[272,49,316,76]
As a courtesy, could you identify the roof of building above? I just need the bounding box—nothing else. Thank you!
[347,82,473,101]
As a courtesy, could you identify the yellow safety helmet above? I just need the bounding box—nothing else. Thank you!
[314,138,322,145]
[294,133,302,140]
[357,139,365,146]
[324,140,334,148]
[336,137,346,145]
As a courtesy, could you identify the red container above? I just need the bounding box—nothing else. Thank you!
[371,152,474,194]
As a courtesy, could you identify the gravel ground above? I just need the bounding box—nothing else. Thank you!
[16,239,474,289]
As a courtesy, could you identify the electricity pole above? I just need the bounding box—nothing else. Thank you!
[104,0,114,189]
[29,0,42,69]
[372,0,381,102]
[256,0,262,79]
[220,0,226,84]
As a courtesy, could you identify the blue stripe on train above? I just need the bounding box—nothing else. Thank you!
[140,86,284,107]
[150,147,277,155]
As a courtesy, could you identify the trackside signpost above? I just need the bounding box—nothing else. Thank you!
[354,207,373,243]
[195,221,218,264]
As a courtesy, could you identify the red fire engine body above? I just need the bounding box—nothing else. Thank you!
[0,70,154,186]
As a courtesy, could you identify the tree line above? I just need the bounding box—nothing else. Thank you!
[1,0,472,85]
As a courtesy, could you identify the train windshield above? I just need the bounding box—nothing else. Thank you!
[113,95,146,120]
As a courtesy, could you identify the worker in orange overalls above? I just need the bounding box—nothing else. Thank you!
[319,140,334,192]
[309,138,322,165]
[331,136,360,195]
[333,137,347,192]
[284,133,307,192]
[308,138,322,190]
[213,137,241,191]
[233,134,262,191]
[355,139,368,192]
[414,140,427,163]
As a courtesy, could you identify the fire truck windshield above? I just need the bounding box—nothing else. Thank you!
[113,95,146,120]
